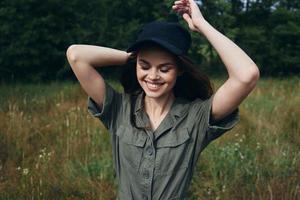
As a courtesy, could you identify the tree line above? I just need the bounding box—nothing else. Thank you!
[0,0,299,82]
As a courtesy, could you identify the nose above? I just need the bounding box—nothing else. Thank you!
[148,68,159,80]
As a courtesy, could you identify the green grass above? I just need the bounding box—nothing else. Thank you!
[0,78,299,200]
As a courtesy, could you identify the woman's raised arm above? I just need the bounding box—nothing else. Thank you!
[66,45,130,106]
[173,0,260,122]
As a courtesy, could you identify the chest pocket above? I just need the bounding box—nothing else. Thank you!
[155,127,191,175]
[116,125,147,170]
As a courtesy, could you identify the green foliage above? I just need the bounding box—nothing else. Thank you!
[0,0,299,82]
[236,3,300,75]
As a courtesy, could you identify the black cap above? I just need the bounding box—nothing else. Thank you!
[127,21,191,56]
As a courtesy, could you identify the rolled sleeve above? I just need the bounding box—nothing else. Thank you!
[87,82,123,131]
[192,95,239,151]
[205,95,239,141]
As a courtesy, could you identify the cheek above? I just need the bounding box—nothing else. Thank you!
[136,68,142,79]
[164,72,178,83]
[136,67,146,82]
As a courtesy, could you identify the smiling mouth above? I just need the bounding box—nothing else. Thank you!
[145,81,164,90]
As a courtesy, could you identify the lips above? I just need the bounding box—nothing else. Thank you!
[145,81,164,91]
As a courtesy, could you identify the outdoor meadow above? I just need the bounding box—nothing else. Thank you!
[0,78,299,199]
[1,0,300,199]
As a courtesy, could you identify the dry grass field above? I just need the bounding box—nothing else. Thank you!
[0,77,299,200]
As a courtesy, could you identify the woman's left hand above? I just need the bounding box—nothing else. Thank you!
[172,0,205,32]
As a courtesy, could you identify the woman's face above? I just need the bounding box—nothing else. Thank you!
[136,45,180,99]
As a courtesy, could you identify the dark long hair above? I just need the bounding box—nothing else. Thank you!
[120,49,214,101]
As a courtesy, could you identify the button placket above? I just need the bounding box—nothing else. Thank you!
[141,132,155,200]
[142,148,154,184]
[146,146,154,156]
[143,170,150,179]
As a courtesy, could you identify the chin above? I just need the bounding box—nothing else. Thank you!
[144,91,163,99]
[143,88,173,100]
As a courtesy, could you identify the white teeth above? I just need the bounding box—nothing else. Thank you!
[149,83,158,88]
[146,81,162,90]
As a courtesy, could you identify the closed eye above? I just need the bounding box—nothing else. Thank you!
[160,68,169,73]
[139,61,150,70]
[160,65,173,73]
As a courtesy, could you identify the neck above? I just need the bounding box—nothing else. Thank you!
[144,92,175,117]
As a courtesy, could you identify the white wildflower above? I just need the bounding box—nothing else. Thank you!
[256,142,261,150]
[23,168,29,175]
[239,152,245,160]
[222,185,226,192]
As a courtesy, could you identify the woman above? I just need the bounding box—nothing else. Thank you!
[66,0,260,199]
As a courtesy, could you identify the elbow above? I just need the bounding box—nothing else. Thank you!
[253,65,260,81]
[66,45,80,64]
[236,63,260,89]
[248,64,260,85]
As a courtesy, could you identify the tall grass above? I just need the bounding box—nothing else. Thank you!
[0,78,299,199]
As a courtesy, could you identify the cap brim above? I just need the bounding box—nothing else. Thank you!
[126,38,183,56]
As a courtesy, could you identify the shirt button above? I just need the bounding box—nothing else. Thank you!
[143,170,150,179]
[142,194,148,200]
[146,146,153,156]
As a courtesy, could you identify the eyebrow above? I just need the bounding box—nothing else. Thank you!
[139,58,175,67]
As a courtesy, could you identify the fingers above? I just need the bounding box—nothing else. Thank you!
[172,0,190,15]
[173,0,189,8]
[182,13,193,27]
[172,6,189,15]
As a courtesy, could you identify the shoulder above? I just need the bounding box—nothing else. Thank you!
[189,95,213,111]
[171,96,211,113]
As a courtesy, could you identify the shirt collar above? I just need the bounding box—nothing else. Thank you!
[134,91,145,114]
[133,91,190,140]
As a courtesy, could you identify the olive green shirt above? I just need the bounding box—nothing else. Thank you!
[88,82,239,200]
